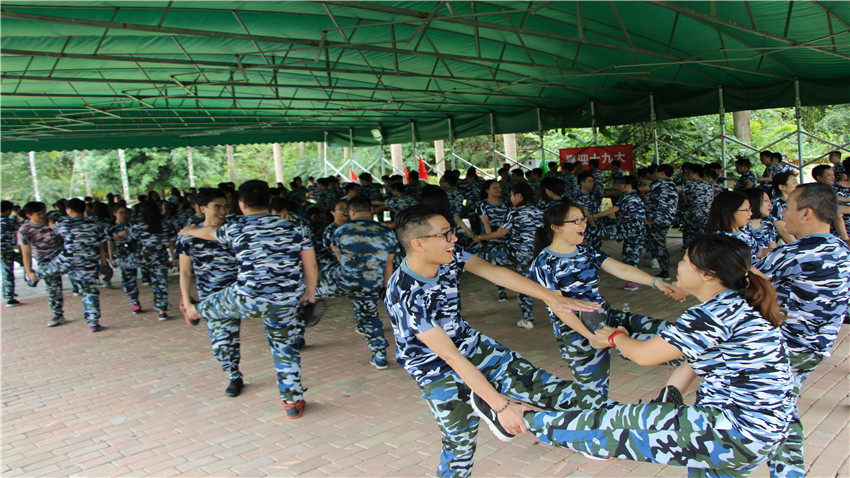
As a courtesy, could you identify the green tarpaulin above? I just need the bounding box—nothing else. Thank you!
[2,1,849,152]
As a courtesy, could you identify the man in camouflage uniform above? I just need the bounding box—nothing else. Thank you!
[1,200,21,307]
[177,188,242,397]
[316,195,399,368]
[385,205,608,478]
[383,182,417,219]
[19,202,66,326]
[679,163,717,249]
[643,164,679,279]
[28,198,108,332]
[180,180,319,419]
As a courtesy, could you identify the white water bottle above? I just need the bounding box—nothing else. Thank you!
[622,303,630,313]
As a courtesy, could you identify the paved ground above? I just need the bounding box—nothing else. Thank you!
[2,238,848,477]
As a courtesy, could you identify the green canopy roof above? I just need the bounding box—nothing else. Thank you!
[2,1,849,152]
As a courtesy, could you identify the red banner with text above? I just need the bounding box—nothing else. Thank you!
[559,144,634,171]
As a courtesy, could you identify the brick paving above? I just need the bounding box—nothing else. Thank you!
[2,238,848,477]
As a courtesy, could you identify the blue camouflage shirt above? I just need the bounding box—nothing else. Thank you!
[734,171,757,192]
[530,246,609,320]
[716,229,760,264]
[749,221,777,251]
[175,234,238,300]
[681,179,715,219]
[645,178,679,225]
[755,234,850,357]
[384,247,480,387]
[385,194,417,216]
[573,190,599,215]
[769,197,787,223]
[53,217,107,270]
[661,289,793,442]
[445,188,465,219]
[105,223,140,268]
[215,213,313,302]
[0,216,20,253]
[322,222,342,250]
[615,191,645,221]
[333,219,399,290]
[474,199,509,231]
[501,204,543,263]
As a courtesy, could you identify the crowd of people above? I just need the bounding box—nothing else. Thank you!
[1,149,848,477]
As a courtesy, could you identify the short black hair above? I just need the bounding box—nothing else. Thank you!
[395,204,444,253]
[657,164,674,178]
[238,179,270,208]
[793,183,838,223]
[196,187,226,208]
[812,164,832,181]
[0,200,13,213]
[620,176,639,190]
[66,198,86,214]
[22,201,46,216]
[359,172,372,182]
[348,195,372,213]
[541,177,565,197]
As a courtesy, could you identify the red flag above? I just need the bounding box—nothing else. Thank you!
[350,169,358,182]
[404,166,409,184]
[418,156,429,183]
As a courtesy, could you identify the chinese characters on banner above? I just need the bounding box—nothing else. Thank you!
[559,144,635,171]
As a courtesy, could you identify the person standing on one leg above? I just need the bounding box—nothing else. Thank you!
[18,202,66,327]
[642,164,679,279]
[385,204,609,478]
[176,188,242,397]
[180,180,319,419]
[755,183,850,477]
[30,198,108,332]
[316,195,398,369]
[1,200,22,307]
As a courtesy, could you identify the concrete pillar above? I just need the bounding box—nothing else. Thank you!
[391,143,404,178]
[434,140,446,176]
[503,133,517,161]
[226,145,236,183]
[273,142,284,185]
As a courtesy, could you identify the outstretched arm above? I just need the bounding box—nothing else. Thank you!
[465,255,600,313]
[594,327,683,366]
[178,224,217,241]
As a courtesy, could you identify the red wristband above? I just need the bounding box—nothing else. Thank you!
[608,330,626,347]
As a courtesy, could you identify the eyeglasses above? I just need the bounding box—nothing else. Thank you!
[562,217,588,225]
[417,227,457,242]
[737,207,751,212]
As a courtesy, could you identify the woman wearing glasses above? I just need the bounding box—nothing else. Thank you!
[705,191,760,262]
[529,201,680,396]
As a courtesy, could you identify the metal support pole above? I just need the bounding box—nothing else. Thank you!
[795,79,804,183]
[490,113,498,173]
[411,120,417,159]
[28,151,41,201]
[117,148,130,201]
[380,136,386,178]
[537,107,545,164]
[448,116,456,170]
[719,87,727,176]
[650,93,659,165]
[591,101,598,146]
[323,131,329,178]
[350,127,355,176]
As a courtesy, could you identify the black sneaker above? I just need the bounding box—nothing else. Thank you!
[283,399,306,419]
[650,385,684,405]
[24,276,39,287]
[225,378,244,397]
[303,299,327,328]
[655,270,670,279]
[6,299,21,307]
[89,323,104,333]
[47,316,67,327]
[498,291,507,302]
[370,352,388,370]
[469,392,515,442]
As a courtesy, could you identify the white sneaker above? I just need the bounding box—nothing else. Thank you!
[516,319,533,329]
[650,259,660,269]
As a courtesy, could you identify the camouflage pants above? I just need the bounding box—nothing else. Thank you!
[148,266,169,311]
[420,334,614,478]
[552,307,675,395]
[767,350,823,478]
[316,271,388,358]
[527,403,779,478]
[681,209,708,250]
[37,255,100,324]
[207,315,242,380]
[594,220,646,266]
[646,223,671,271]
[1,254,16,300]
[480,242,535,323]
[119,267,140,305]
[198,285,303,401]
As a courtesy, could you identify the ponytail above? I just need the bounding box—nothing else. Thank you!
[532,202,577,259]
[687,234,785,327]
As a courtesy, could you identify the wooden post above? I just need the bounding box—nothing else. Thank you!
[273,142,284,185]
[118,149,130,201]
[186,146,196,188]
[226,145,236,183]
[28,151,41,201]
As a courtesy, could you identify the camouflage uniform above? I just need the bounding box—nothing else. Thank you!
[316,222,341,270]
[130,221,177,312]
[479,204,543,324]
[530,246,674,394]
[385,194,417,217]
[106,223,141,306]
[37,217,107,327]
[176,234,240,380]
[645,178,679,272]
[0,215,20,301]
[359,183,384,203]
[196,213,313,402]
[562,174,579,200]
[833,183,850,235]
[680,179,716,249]
[734,171,757,192]
[756,235,850,477]
[717,228,760,264]
[527,290,794,478]
[749,220,777,253]
[445,188,465,223]
[385,247,613,478]
[316,218,399,363]
[18,220,64,318]
[474,199,510,296]
[591,191,646,265]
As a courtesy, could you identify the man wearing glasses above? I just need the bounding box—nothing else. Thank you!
[384,204,608,477]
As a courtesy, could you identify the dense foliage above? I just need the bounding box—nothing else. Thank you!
[2,105,847,205]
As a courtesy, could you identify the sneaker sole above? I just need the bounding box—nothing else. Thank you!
[469,393,515,442]
[179,301,200,326]
[371,360,388,370]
